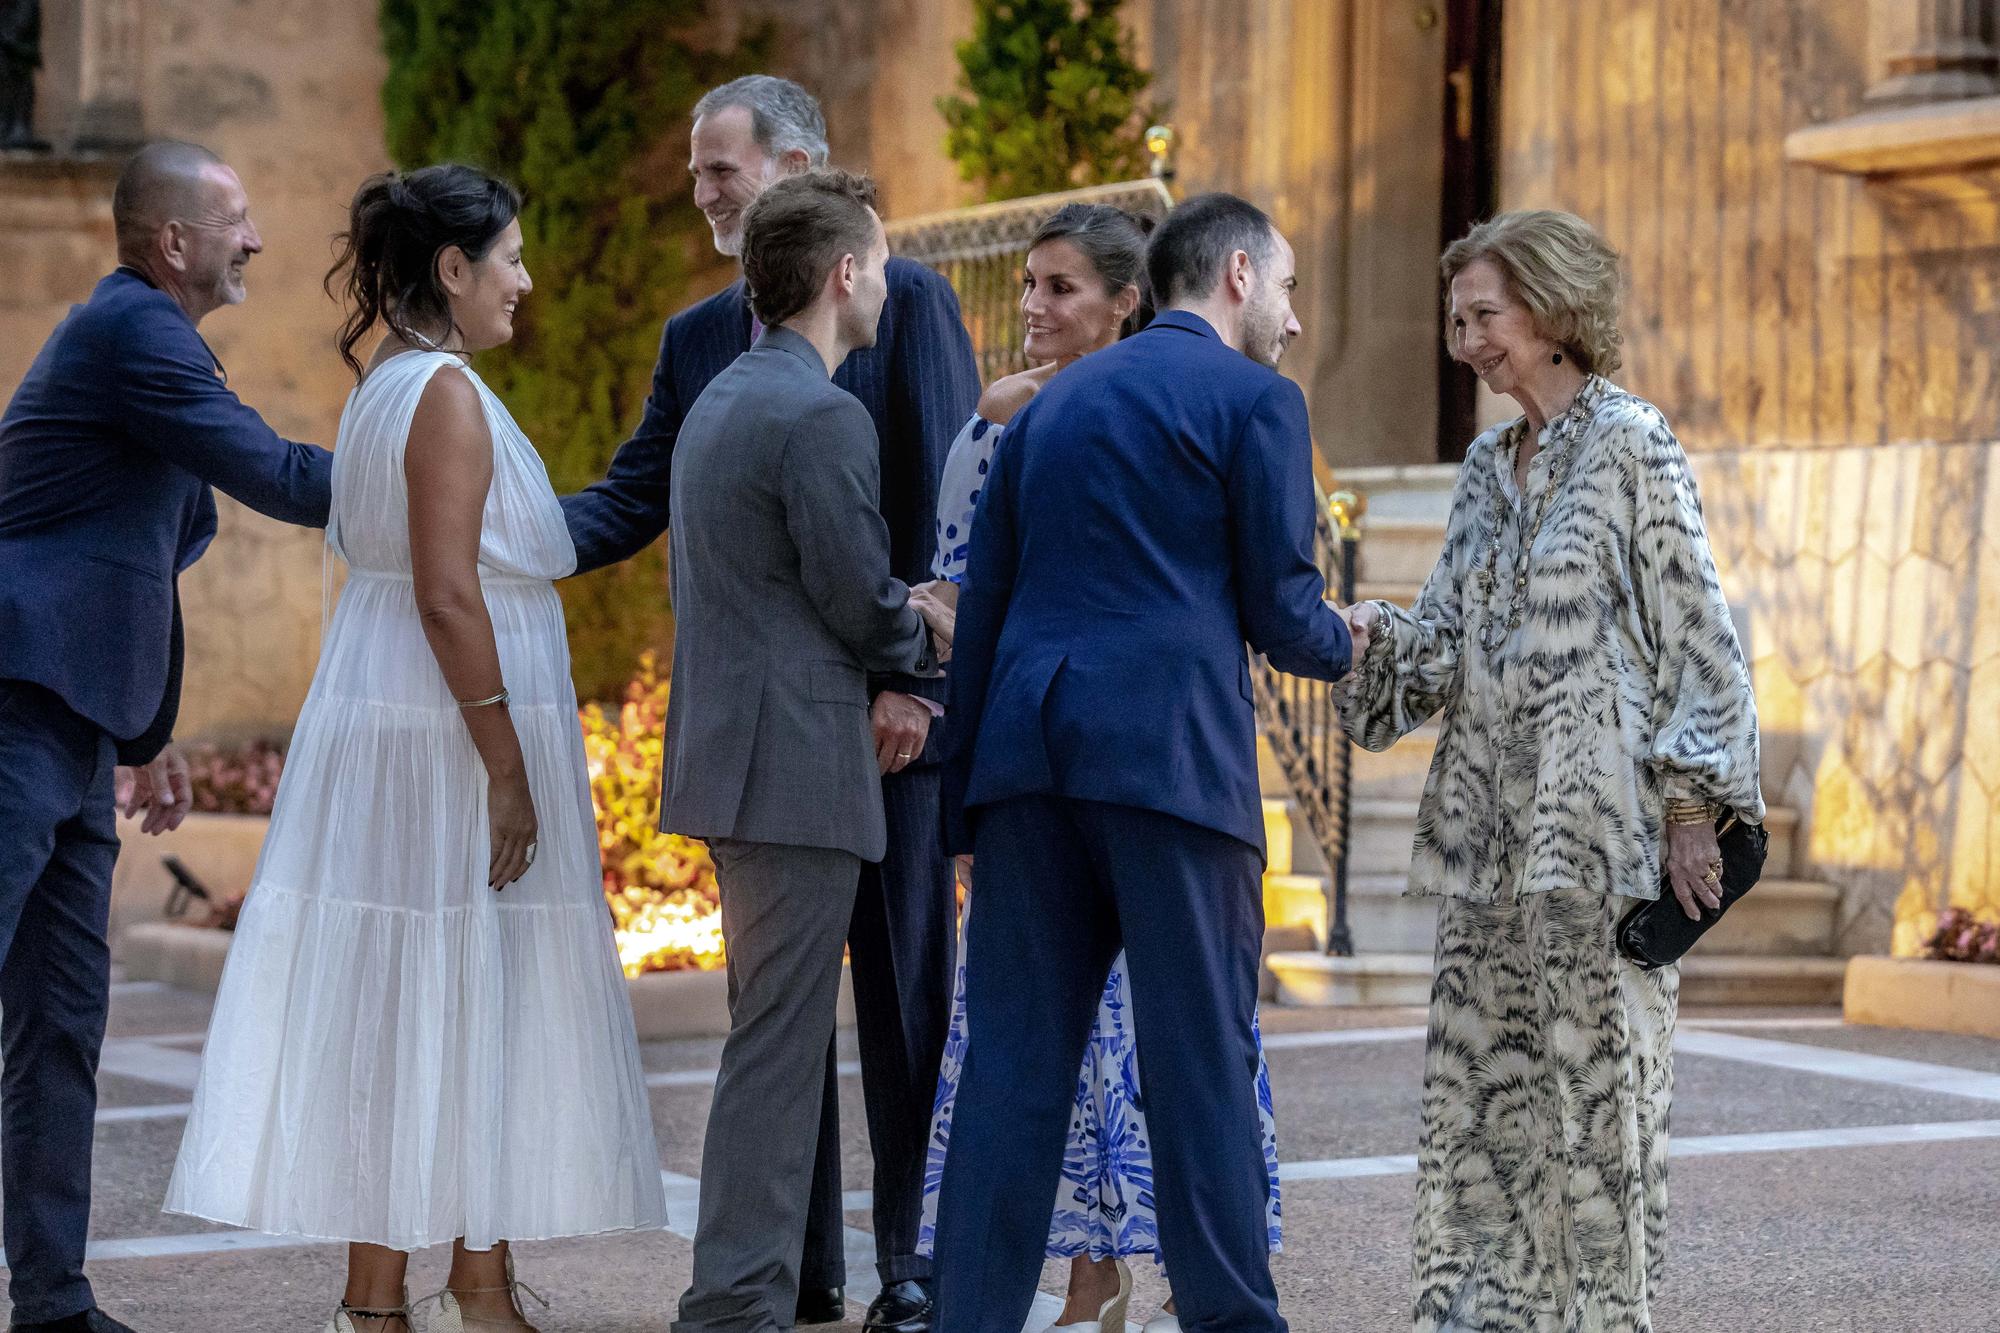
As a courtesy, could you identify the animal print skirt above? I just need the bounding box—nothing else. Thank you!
[1413,886,1677,1333]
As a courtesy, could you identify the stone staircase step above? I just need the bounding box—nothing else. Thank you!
[1354,518,1449,589]
[1263,872,1328,949]
[1343,873,1438,954]
[1682,878,1838,956]
[1265,949,1848,1009]
[1333,798,1800,883]
[1327,868,1830,960]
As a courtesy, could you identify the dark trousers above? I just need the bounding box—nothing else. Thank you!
[799,764,956,1290]
[931,795,1283,1333]
[0,682,119,1324]
[674,839,862,1333]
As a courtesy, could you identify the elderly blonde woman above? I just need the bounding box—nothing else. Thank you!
[1341,210,1763,1332]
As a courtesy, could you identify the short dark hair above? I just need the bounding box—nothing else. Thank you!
[740,169,880,326]
[324,164,523,378]
[1030,203,1155,337]
[113,140,226,262]
[1145,192,1278,307]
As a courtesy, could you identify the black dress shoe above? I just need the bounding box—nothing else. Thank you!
[794,1285,848,1325]
[863,1279,933,1333]
[11,1311,139,1333]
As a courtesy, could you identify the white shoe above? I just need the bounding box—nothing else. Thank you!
[1140,1313,1182,1333]
[1043,1259,1133,1332]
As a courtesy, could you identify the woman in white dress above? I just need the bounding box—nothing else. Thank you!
[165,165,666,1332]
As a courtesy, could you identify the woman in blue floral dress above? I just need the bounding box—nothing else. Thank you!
[915,204,1283,1333]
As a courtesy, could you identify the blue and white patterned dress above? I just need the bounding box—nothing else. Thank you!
[917,411,1283,1262]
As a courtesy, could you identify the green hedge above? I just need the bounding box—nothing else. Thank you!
[939,0,1160,202]
[379,0,765,698]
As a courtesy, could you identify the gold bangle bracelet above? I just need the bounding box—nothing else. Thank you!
[457,689,510,708]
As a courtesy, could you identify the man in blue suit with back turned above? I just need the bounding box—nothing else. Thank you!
[932,195,1358,1333]
[0,140,331,1333]
[562,76,978,1333]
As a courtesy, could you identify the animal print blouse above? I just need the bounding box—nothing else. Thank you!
[1336,376,1764,905]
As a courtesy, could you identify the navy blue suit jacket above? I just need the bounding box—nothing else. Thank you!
[561,258,981,714]
[0,268,332,762]
[945,311,1354,857]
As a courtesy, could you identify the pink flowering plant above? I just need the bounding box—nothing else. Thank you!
[1922,907,2000,965]
[182,740,287,816]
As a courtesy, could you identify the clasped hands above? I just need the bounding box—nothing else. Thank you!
[1338,599,1380,671]
[909,579,957,664]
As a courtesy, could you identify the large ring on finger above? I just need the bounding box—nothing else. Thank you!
[1702,866,1720,885]
[525,841,538,868]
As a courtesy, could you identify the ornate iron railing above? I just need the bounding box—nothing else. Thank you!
[890,180,1356,952]
[1252,490,1361,955]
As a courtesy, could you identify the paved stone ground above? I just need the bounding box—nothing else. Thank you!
[6,984,1999,1332]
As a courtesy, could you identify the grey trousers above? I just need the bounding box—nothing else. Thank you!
[673,838,862,1333]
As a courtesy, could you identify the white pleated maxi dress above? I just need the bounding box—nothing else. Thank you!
[165,350,667,1251]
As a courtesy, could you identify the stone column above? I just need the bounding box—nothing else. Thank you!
[1868,0,2000,106]
[71,0,138,151]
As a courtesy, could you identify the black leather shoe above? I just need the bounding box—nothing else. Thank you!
[863,1279,934,1333]
[11,1311,139,1333]
[794,1286,847,1325]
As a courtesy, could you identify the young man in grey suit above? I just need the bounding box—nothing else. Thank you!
[665,169,950,1333]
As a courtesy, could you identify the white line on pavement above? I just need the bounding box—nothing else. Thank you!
[95,1039,205,1091]
[27,1117,2000,1271]
[1674,1029,2000,1103]
[645,1059,862,1090]
[95,1103,193,1124]
[1671,1118,2000,1157]
[1677,1016,1851,1030]
[1261,1026,1427,1049]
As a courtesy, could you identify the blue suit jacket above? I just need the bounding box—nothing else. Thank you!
[561,258,980,714]
[945,311,1354,856]
[0,268,332,762]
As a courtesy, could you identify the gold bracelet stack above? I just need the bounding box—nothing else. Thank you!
[457,689,510,709]
[1664,798,1717,827]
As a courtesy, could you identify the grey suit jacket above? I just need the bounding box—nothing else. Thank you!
[662,327,933,861]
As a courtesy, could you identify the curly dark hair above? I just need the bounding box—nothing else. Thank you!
[325,164,522,379]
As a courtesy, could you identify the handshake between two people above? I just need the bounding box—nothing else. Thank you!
[1338,599,1381,672]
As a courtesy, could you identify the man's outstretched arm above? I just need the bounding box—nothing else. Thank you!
[560,316,682,573]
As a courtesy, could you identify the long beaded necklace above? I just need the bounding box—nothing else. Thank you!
[1474,375,1605,653]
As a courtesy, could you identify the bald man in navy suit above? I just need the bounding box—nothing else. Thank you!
[0,141,331,1333]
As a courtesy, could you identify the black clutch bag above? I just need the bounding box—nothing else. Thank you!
[1616,814,1768,969]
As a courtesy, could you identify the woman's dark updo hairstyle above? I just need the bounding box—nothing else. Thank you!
[326,164,522,378]
[1028,203,1156,338]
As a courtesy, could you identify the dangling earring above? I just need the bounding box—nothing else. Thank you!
[1551,351,1564,365]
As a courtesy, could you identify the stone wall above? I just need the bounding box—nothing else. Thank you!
[0,0,389,743]
[145,0,390,741]
[1497,0,2000,952]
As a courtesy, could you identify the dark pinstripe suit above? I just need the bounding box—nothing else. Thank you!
[562,260,980,1290]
